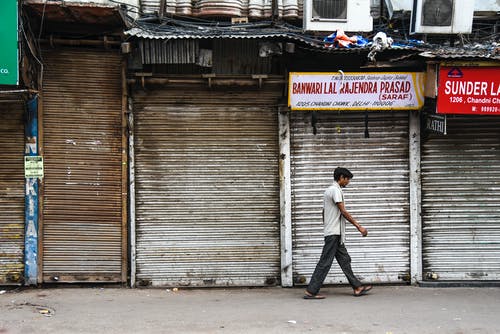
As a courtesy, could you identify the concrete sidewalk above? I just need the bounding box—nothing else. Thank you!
[1,285,499,334]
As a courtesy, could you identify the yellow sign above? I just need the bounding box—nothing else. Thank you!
[24,156,44,178]
[288,72,425,111]
[440,61,499,67]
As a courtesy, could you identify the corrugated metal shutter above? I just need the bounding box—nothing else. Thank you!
[133,85,281,287]
[0,101,25,284]
[41,49,125,283]
[291,111,410,284]
[422,116,500,281]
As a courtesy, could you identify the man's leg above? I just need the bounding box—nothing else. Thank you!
[335,243,362,289]
[306,235,339,296]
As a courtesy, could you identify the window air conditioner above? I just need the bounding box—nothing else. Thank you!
[303,0,373,32]
[410,0,473,34]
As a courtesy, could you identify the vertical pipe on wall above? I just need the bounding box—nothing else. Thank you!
[121,61,129,284]
[279,107,293,287]
[409,110,422,284]
[128,96,136,287]
[24,96,38,285]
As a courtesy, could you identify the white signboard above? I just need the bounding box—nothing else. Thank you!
[288,72,425,111]
[24,156,44,178]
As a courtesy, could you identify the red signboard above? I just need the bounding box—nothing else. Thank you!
[437,66,500,115]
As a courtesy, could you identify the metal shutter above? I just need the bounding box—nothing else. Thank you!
[422,116,500,280]
[0,100,25,284]
[133,85,281,287]
[291,111,410,284]
[41,49,126,283]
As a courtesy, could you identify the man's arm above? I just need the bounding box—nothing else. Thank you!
[336,202,368,237]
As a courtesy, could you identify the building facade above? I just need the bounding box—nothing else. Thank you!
[1,0,499,287]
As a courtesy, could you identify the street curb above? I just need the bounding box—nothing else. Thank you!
[419,281,500,288]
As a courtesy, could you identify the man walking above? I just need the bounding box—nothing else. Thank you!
[304,167,372,299]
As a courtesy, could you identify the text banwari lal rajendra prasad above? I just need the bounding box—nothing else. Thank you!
[292,79,413,101]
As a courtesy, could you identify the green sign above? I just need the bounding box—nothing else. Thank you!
[0,0,19,86]
[25,156,44,179]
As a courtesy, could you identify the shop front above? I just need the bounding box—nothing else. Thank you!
[0,94,25,285]
[287,71,425,285]
[0,0,26,285]
[132,82,284,287]
[421,65,500,281]
[40,48,127,283]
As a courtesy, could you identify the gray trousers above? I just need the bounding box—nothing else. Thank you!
[306,234,362,295]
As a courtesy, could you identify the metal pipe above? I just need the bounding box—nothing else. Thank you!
[39,36,120,48]
[127,77,286,86]
[0,89,37,94]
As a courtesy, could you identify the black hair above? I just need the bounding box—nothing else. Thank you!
[334,167,353,181]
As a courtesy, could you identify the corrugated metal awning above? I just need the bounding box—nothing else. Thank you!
[419,47,500,60]
[125,23,322,48]
[124,21,425,56]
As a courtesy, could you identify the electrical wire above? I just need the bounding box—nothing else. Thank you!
[19,12,44,91]
[37,0,47,41]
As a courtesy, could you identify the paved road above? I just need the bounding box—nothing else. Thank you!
[1,285,499,333]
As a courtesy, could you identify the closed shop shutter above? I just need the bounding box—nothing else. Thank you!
[0,100,25,284]
[41,49,126,283]
[133,85,281,287]
[291,111,410,284]
[422,116,500,280]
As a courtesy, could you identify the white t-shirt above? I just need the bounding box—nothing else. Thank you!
[323,182,345,239]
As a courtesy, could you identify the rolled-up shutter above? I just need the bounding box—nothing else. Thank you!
[41,49,126,283]
[133,85,282,287]
[422,116,500,280]
[291,111,410,284]
[0,100,25,284]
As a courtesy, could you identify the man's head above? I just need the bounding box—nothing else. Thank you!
[334,167,353,187]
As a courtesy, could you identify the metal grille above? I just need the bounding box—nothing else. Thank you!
[0,101,25,284]
[133,84,282,287]
[422,0,453,26]
[422,116,500,280]
[213,39,272,75]
[41,49,125,283]
[312,0,347,19]
[140,39,199,65]
[291,111,410,285]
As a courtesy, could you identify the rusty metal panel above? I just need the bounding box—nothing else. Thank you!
[140,0,301,18]
[140,39,199,65]
[0,101,25,285]
[422,116,500,281]
[212,39,272,74]
[133,84,283,287]
[140,0,160,14]
[139,39,272,74]
[41,49,125,283]
[195,0,244,17]
[283,0,299,18]
[291,111,410,285]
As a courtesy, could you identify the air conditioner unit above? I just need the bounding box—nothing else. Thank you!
[303,0,373,32]
[475,0,500,12]
[410,0,473,34]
